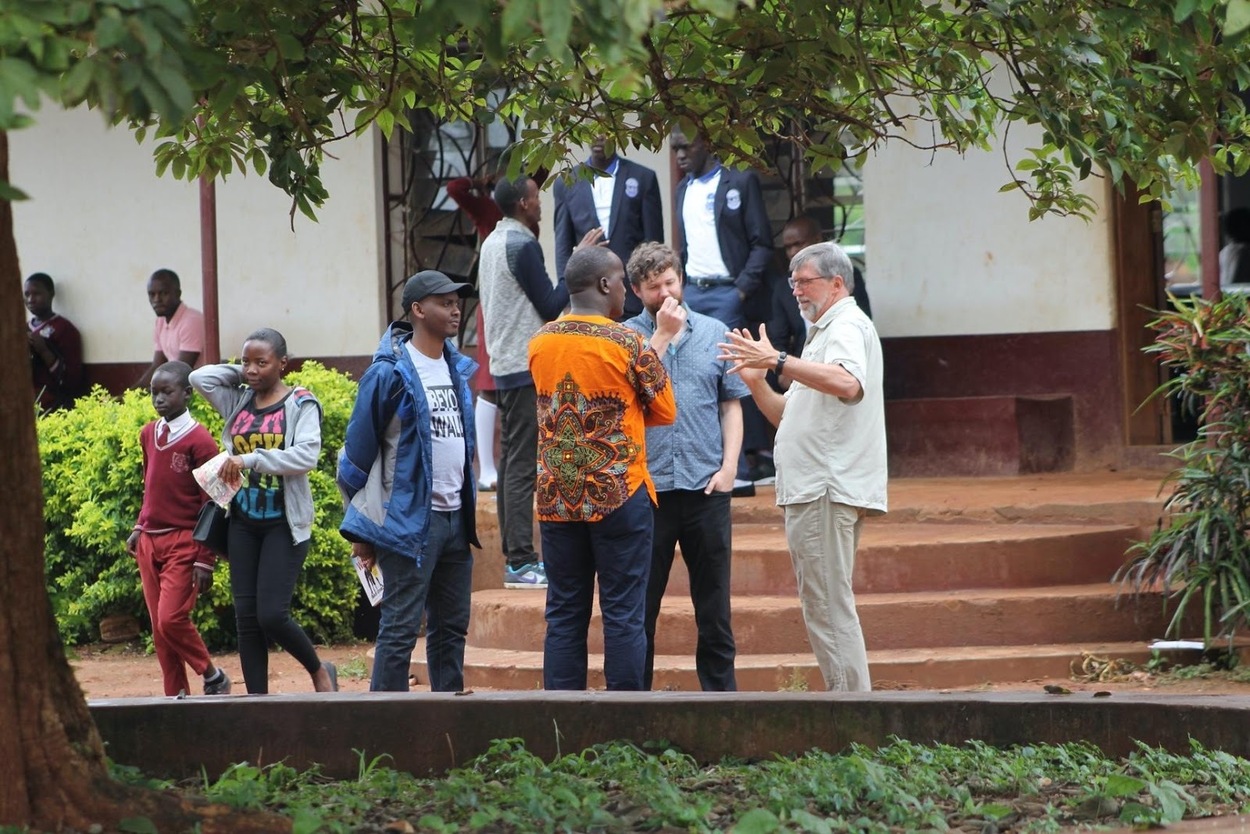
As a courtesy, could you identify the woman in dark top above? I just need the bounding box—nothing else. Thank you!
[190,328,337,694]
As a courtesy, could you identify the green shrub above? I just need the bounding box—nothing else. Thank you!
[1117,293,1250,644]
[39,362,359,649]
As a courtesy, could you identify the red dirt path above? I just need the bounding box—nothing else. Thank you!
[71,640,1250,700]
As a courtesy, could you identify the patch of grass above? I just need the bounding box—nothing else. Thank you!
[1140,649,1250,686]
[335,655,369,681]
[142,738,1250,833]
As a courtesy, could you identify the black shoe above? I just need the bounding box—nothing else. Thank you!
[732,481,756,498]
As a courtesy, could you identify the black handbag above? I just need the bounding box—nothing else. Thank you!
[192,501,230,557]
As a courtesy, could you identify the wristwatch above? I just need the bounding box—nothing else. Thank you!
[775,351,788,376]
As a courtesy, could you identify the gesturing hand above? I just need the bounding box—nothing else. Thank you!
[717,323,777,381]
[575,227,607,250]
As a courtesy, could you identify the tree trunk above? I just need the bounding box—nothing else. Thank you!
[0,130,289,833]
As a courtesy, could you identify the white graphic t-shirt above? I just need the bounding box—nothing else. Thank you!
[406,343,466,511]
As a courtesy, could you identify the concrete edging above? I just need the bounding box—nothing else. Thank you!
[90,691,1250,780]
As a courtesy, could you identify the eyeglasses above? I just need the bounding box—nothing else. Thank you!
[788,274,834,290]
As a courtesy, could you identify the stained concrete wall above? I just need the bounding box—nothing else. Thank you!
[862,125,1115,339]
[11,111,1114,358]
[9,108,385,365]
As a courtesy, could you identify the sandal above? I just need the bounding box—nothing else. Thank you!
[321,660,339,692]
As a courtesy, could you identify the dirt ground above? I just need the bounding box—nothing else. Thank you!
[70,641,1250,699]
[72,641,385,698]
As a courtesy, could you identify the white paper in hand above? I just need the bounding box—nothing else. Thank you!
[193,451,241,508]
[354,556,384,607]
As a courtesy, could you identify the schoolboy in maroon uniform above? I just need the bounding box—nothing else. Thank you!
[126,361,231,697]
[24,272,84,411]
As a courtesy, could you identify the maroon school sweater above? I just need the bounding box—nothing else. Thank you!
[135,419,222,562]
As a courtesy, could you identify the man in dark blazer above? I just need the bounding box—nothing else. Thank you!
[553,137,664,319]
[672,127,776,496]
[670,127,775,332]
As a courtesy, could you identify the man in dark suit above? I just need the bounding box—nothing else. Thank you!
[553,137,664,319]
[672,127,775,496]
[670,127,774,332]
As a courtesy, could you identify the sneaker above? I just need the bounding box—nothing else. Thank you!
[504,562,548,589]
[477,478,497,491]
[203,669,231,696]
[731,479,756,498]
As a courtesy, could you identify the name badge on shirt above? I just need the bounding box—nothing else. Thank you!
[625,177,639,198]
[726,188,741,211]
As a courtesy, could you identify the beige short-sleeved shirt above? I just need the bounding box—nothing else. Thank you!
[773,296,887,513]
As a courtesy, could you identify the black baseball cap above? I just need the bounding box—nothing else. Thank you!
[401,270,472,309]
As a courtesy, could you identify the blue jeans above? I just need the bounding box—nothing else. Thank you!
[540,488,653,691]
[371,509,474,692]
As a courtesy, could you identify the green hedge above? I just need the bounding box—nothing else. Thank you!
[39,362,359,649]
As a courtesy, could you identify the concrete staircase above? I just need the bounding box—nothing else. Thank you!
[414,472,1184,691]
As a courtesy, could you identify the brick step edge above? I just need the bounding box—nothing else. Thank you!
[408,641,1161,692]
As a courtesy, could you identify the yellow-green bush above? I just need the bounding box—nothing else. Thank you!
[39,362,359,648]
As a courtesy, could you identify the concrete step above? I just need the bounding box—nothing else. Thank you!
[411,639,1160,692]
[467,585,1182,655]
[664,522,1137,596]
[471,472,1169,591]
[721,472,1168,527]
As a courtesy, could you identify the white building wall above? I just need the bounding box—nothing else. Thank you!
[862,127,1116,338]
[10,107,383,364]
[12,108,1112,359]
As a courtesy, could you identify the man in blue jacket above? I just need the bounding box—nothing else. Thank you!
[337,270,480,692]
[553,137,664,320]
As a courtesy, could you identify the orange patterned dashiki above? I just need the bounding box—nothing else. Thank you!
[529,314,676,522]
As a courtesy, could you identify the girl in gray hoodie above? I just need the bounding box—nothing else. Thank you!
[191,327,337,694]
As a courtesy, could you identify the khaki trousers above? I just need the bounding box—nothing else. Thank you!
[783,499,871,691]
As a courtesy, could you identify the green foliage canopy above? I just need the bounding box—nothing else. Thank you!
[4,0,1250,217]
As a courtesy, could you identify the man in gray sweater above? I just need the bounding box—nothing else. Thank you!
[479,175,597,588]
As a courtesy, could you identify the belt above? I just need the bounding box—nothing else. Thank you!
[689,275,735,289]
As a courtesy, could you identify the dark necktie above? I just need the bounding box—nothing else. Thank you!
[158,423,170,445]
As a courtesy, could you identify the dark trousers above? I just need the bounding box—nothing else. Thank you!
[540,488,653,690]
[372,509,474,692]
[644,490,737,691]
[496,384,538,569]
[227,517,321,694]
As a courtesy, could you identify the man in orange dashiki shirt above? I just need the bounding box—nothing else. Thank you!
[528,246,683,690]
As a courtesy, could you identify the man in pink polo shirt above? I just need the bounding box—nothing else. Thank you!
[136,269,205,388]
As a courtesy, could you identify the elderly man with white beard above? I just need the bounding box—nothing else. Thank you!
[718,241,887,692]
